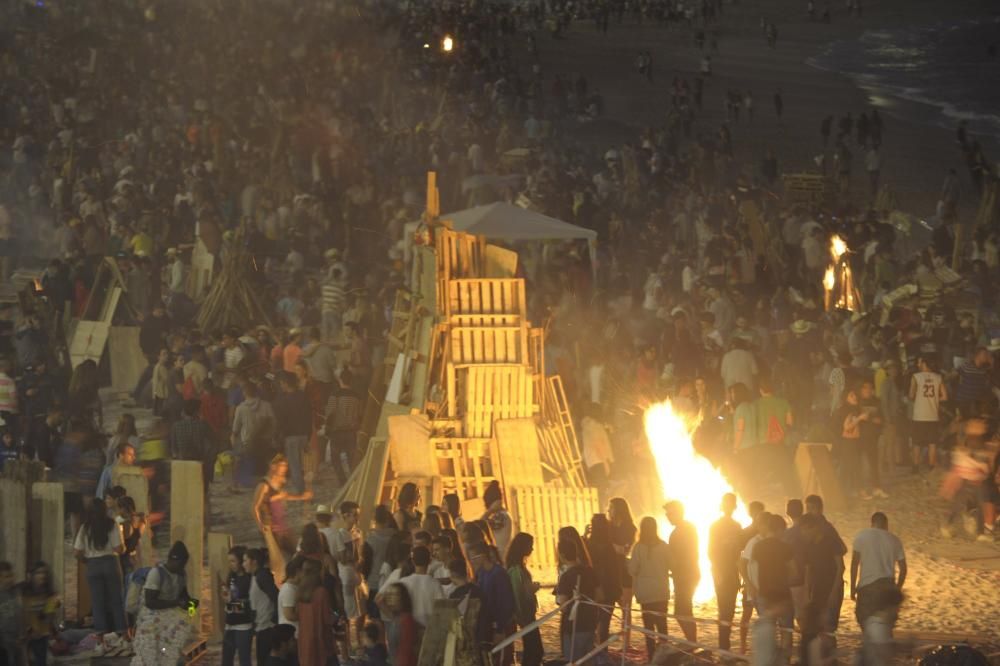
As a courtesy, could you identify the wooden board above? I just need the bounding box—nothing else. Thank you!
[794,443,846,511]
[0,479,27,577]
[108,326,145,393]
[510,485,599,583]
[30,483,65,600]
[388,413,434,478]
[485,244,518,279]
[417,600,461,666]
[493,418,545,487]
[69,320,110,368]
[206,532,233,640]
[169,461,204,624]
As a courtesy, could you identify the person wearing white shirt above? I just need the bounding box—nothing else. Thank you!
[399,547,444,628]
[850,512,906,659]
[73,498,126,635]
[277,559,303,633]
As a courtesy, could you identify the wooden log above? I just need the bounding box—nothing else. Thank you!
[206,532,233,641]
[169,462,204,626]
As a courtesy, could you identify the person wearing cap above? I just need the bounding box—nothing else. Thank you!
[132,541,195,663]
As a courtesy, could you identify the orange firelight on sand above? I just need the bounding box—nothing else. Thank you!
[644,401,748,602]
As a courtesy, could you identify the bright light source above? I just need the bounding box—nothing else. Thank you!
[830,234,847,261]
[442,35,454,52]
[645,401,748,602]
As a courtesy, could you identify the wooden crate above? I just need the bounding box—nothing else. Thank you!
[447,278,526,318]
[511,485,600,580]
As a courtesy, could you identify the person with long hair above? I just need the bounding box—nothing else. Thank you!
[295,559,337,666]
[394,482,422,532]
[608,497,637,636]
[556,526,591,570]
[73,498,126,637]
[586,514,622,647]
[382,582,418,666]
[252,455,313,556]
[628,516,671,661]
[506,533,543,666]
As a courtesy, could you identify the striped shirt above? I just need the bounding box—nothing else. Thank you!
[954,362,991,404]
[321,278,346,313]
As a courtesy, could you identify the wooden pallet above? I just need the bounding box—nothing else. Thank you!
[449,324,527,364]
[431,437,501,514]
[510,485,600,579]
[448,365,534,437]
[447,278,525,318]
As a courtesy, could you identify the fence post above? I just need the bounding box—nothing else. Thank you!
[620,603,629,666]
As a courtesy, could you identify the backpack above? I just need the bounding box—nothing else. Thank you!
[124,565,163,616]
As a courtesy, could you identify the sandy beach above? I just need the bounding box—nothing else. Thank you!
[523,0,998,219]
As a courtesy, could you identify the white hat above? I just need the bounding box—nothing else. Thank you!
[790,319,812,335]
[324,248,341,259]
[988,338,1000,352]
[314,505,332,515]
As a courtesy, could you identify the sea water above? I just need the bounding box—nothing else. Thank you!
[808,18,1000,140]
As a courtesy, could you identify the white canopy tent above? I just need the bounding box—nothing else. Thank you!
[439,201,597,241]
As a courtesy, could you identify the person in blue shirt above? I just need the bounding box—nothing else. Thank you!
[468,541,515,663]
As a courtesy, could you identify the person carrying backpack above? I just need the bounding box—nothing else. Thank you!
[131,541,197,665]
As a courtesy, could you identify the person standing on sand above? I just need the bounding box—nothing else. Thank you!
[773,90,784,124]
[744,91,754,123]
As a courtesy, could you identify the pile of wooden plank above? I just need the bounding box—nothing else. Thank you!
[335,176,593,565]
[197,231,271,333]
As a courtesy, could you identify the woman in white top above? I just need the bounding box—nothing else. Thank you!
[627,516,671,663]
[73,497,126,634]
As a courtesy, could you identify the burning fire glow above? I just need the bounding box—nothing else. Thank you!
[823,235,859,311]
[830,234,848,261]
[644,401,748,602]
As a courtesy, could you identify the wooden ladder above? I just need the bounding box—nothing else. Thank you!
[547,375,586,486]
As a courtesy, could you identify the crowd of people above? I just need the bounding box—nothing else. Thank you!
[1,0,1000,663]
[4,480,910,665]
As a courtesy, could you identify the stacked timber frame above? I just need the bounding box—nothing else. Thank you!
[337,212,595,577]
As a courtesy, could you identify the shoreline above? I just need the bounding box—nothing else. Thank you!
[526,0,997,220]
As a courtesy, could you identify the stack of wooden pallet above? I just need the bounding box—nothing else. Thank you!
[334,175,594,577]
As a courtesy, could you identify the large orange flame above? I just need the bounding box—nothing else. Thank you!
[644,401,749,602]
